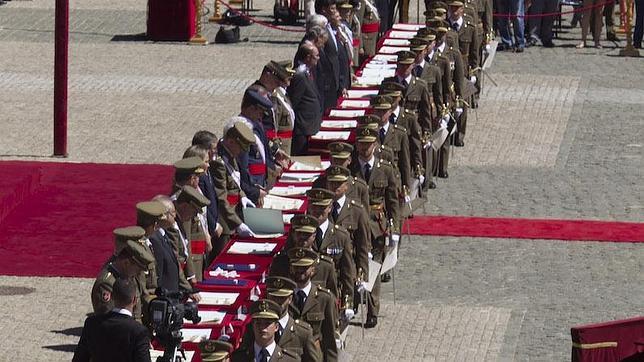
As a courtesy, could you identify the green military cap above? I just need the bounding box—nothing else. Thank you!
[428,19,450,33]
[416,27,437,41]
[136,201,167,224]
[409,37,430,51]
[370,95,394,110]
[328,142,354,159]
[265,276,297,297]
[447,0,464,6]
[356,114,380,128]
[291,214,319,234]
[306,188,335,206]
[225,121,256,152]
[174,156,206,176]
[287,247,319,267]
[423,9,440,18]
[337,0,353,8]
[277,60,296,76]
[396,50,417,65]
[199,340,233,362]
[325,165,351,182]
[379,81,406,97]
[249,299,281,320]
[176,185,211,210]
[113,226,146,253]
[266,60,295,81]
[120,239,156,269]
[430,1,449,12]
[356,126,378,143]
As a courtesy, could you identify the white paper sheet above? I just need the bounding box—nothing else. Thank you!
[378,45,410,54]
[311,131,351,140]
[364,259,382,292]
[180,328,212,343]
[383,38,410,46]
[339,99,370,108]
[282,213,295,224]
[388,30,416,39]
[372,54,399,62]
[392,23,423,31]
[280,172,321,183]
[320,120,357,129]
[269,185,311,196]
[199,292,239,306]
[380,244,399,273]
[364,62,398,69]
[151,349,195,361]
[263,194,305,210]
[360,68,396,77]
[346,89,378,98]
[329,109,365,118]
[228,241,277,255]
[186,310,227,324]
[355,76,386,86]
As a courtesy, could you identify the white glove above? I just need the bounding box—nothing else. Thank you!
[357,281,368,293]
[241,197,256,209]
[419,175,426,185]
[368,252,373,260]
[343,308,355,320]
[455,107,464,116]
[485,44,491,52]
[424,140,432,150]
[440,115,449,128]
[470,75,477,84]
[236,223,255,237]
[389,233,400,247]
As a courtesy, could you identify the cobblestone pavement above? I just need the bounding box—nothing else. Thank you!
[1,0,643,361]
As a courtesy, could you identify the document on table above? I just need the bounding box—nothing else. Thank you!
[383,38,410,46]
[151,349,195,361]
[339,99,370,108]
[187,310,227,324]
[282,213,295,224]
[346,89,378,98]
[388,30,416,38]
[392,23,423,31]
[228,241,277,255]
[180,328,212,343]
[364,259,382,292]
[269,185,311,197]
[328,109,365,118]
[263,194,305,211]
[360,68,396,78]
[199,292,239,306]
[320,119,357,129]
[280,172,321,183]
[364,62,398,69]
[311,131,351,140]
[289,155,322,171]
[372,54,398,62]
[378,46,411,54]
[380,244,399,274]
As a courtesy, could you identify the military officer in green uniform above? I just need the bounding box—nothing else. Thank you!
[306,188,357,320]
[358,0,380,63]
[231,299,300,362]
[270,61,296,156]
[269,216,339,297]
[199,339,234,362]
[287,248,338,362]
[324,165,371,287]
[91,228,155,319]
[263,277,323,362]
[312,142,369,208]
[349,127,400,328]
[211,121,257,239]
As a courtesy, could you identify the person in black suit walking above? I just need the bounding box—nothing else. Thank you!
[288,42,323,156]
[73,278,152,362]
[315,0,342,111]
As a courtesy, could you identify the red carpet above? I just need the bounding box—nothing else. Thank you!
[0,161,173,278]
[404,216,644,243]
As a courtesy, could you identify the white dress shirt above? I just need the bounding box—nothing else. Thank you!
[254,341,277,362]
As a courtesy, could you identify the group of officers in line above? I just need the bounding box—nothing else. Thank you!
[74,0,493,361]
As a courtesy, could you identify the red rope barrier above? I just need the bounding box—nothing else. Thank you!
[492,0,613,19]
[217,0,306,32]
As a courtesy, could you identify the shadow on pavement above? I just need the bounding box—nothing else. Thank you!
[51,327,83,337]
[43,344,77,353]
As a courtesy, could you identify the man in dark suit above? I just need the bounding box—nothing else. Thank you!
[287,42,323,156]
[315,0,341,111]
[73,278,152,362]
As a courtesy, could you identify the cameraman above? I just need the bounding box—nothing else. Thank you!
[74,277,152,362]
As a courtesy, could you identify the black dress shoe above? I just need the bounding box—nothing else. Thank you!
[607,33,619,41]
[454,140,464,147]
[380,272,391,283]
[365,316,378,328]
[427,180,436,189]
[542,40,555,48]
[437,171,448,179]
[526,38,538,47]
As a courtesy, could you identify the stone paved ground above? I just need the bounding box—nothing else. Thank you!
[1,0,643,360]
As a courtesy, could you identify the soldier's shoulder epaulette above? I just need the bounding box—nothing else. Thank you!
[333,223,350,236]
[352,176,367,186]
[319,254,334,264]
[292,318,313,331]
[377,159,393,168]
[315,285,333,296]
[393,124,408,133]
[277,348,299,359]
[348,199,364,208]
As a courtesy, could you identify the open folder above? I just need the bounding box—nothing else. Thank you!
[243,208,285,235]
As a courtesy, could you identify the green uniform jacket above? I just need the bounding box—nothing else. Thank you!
[316,222,356,310]
[381,122,411,189]
[212,142,245,235]
[269,247,339,299]
[231,341,301,362]
[396,108,424,176]
[334,197,371,281]
[312,175,369,211]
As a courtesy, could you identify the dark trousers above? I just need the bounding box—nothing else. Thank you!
[527,0,558,42]
[367,236,385,318]
[635,0,644,47]
[291,134,309,156]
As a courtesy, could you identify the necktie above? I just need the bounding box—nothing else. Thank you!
[413,64,423,77]
[452,22,459,31]
[379,127,386,144]
[315,227,323,250]
[332,201,340,222]
[296,290,307,312]
[364,163,371,183]
[400,77,409,89]
[389,112,397,125]
[259,348,269,362]
[275,324,283,342]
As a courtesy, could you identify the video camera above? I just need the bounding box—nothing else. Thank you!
[149,288,201,362]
